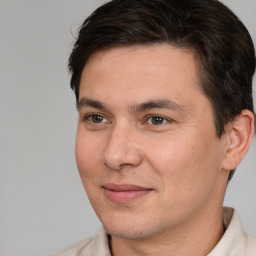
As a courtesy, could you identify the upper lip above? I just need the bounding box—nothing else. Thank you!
[102,183,152,191]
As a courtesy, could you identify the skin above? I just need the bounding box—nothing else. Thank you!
[75,45,254,256]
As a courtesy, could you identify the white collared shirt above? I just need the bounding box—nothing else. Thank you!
[51,207,256,256]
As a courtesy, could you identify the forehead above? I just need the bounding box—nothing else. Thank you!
[85,44,199,73]
[79,45,204,109]
[80,44,201,94]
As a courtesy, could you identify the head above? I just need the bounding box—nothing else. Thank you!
[70,0,255,245]
[69,0,255,181]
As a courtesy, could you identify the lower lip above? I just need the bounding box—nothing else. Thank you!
[104,189,152,203]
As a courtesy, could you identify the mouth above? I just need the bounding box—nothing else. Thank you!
[102,183,153,203]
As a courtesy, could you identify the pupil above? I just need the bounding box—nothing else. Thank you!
[92,115,103,123]
[152,116,163,125]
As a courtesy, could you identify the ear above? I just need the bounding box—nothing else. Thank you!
[221,109,255,171]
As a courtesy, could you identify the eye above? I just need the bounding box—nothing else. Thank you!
[147,116,168,125]
[86,114,108,124]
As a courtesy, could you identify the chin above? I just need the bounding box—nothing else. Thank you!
[99,212,161,240]
[104,224,152,240]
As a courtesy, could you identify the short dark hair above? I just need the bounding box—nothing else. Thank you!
[69,0,255,180]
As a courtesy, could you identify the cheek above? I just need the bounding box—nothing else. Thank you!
[75,131,102,180]
[75,132,104,206]
[146,134,220,194]
[146,137,203,175]
[145,137,222,221]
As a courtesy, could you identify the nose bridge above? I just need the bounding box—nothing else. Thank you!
[103,122,142,170]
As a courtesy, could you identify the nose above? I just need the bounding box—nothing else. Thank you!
[103,124,143,170]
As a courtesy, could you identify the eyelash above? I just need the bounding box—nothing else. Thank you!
[82,113,173,126]
[145,115,170,125]
[83,113,109,124]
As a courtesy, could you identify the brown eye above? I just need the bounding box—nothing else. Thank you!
[87,114,107,123]
[148,116,167,125]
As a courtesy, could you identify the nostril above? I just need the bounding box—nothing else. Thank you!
[104,160,122,171]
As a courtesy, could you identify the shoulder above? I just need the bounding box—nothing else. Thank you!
[50,237,94,256]
[228,208,256,255]
[244,233,256,256]
[208,207,256,256]
[50,228,110,256]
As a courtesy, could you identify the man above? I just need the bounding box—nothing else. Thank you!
[52,0,256,255]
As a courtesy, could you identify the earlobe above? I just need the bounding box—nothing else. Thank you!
[221,110,255,171]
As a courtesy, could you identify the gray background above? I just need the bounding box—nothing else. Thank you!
[0,0,255,255]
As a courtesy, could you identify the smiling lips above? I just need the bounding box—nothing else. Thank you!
[103,183,153,203]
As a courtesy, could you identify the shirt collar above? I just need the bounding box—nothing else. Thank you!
[91,227,111,256]
[207,207,248,256]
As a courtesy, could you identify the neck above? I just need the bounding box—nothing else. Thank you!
[109,206,224,256]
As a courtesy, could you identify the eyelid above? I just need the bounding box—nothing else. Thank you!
[145,114,174,124]
[80,112,175,127]
[82,113,110,123]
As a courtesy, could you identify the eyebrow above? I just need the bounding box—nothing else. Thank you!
[77,98,107,111]
[77,97,184,113]
[129,99,184,112]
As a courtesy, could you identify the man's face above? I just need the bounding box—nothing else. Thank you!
[76,45,229,240]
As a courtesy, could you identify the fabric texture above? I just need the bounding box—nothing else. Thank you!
[51,207,256,256]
